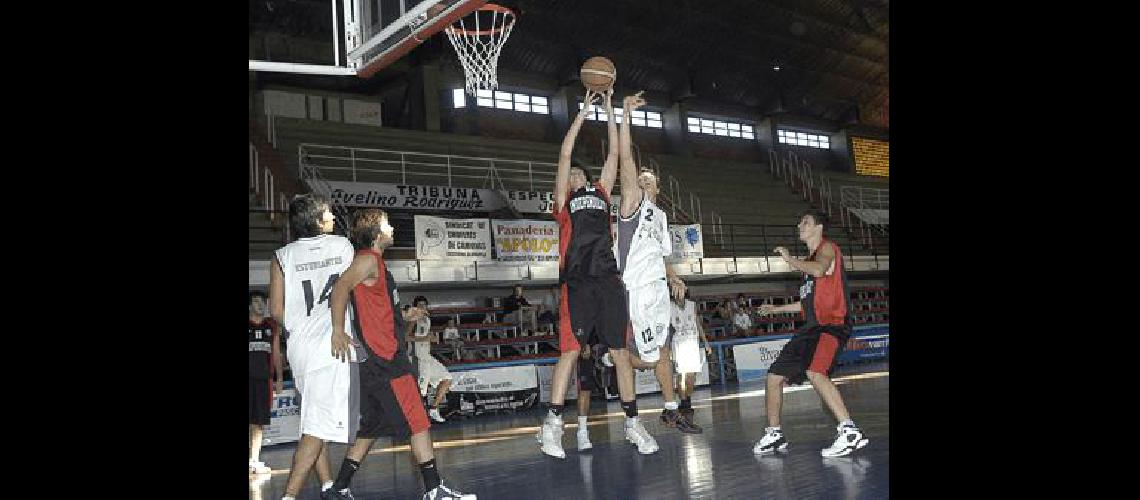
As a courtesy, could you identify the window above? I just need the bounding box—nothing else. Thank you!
[687,116,755,140]
[777,129,830,149]
[579,103,663,128]
[455,89,550,114]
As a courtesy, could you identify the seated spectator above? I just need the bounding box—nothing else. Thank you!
[714,299,733,321]
[502,285,537,334]
[442,319,463,359]
[733,294,753,335]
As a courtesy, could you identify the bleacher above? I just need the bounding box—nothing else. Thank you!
[398,285,889,370]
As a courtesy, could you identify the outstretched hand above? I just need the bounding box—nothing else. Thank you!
[623,90,646,110]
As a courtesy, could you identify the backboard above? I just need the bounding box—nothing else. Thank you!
[249,0,488,78]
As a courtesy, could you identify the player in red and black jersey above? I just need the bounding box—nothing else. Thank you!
[753,211,869,458]
[538,89,659,459]
[248,291,282,475]
[327,209,475,500]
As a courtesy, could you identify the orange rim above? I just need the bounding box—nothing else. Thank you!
[445,3,515,36]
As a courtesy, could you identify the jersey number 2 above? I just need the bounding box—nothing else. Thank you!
[302,273,340,316]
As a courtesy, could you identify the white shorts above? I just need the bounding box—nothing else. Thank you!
[294,362,358,443]
[417,354,453,396]
[627,280,671,363]
[671,332,704,375]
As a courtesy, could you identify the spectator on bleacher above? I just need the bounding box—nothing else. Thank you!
[502,285,537,334]
[713,299,733,320]
[442,319,462,360]
[733,296,754,335]
[405,296,454,423]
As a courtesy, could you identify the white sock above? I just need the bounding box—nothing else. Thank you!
[768,425,782,433]
[282,497,296,500]
[322,481,334,491]
[578,416,588,429]
[840,419,855,428]
[625,416,638,428]
[664,401,679,411]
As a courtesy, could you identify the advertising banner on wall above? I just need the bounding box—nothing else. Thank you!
[733,339,792,382]
[449,365,539,415]
[262,388,301,446]
[836,325,890,364]
[492,220,560,262]
[537,364,579,403]
[414,216,493,260]
[631,357,711,395]
[668,224,705,260]
[309,180,566,215]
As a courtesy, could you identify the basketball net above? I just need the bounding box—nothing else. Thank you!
[445,4,516,96]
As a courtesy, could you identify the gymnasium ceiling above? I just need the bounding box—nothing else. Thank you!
[250,0,889,125]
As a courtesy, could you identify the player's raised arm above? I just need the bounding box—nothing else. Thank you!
[556,90,598,209]
[619,91,646,217]
[598,89,620,195]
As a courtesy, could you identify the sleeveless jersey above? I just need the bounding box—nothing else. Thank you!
[670,300,699,346]
[275,234,354,375]
[349,249,408,363]
[615,194,671,288]
[799,239,853,328]
[412,316,433,360]
[249,318,275,379]
[554,181,619,280]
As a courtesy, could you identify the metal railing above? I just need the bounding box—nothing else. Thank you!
[704,222,888,264]
[839,186,889,248]
[299,143,559,193]
[298,143,717,230]
[250,142,289,221]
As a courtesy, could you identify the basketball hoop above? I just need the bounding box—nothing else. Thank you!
[445,3,516,96]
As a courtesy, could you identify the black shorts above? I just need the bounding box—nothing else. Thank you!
[558,275,630,351]
[768,325,851,385]
[578,355,598,392]
[249,377,272,426]
[358,356,431,439]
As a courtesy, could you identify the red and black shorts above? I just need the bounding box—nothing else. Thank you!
[249,377,272,426]
[558,275,629,352]
[357,356,431,439]
[768,325,851,385]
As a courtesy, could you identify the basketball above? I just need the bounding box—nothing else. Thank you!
[581,56,616,92]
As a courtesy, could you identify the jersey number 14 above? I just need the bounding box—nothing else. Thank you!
[302,274,340,316]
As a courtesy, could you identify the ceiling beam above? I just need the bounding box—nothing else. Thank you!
[757,0,889,45]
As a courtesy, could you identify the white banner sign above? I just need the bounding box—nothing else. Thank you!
[262,389,301,446]
[492,220,560,262]
[502,190,557,214]
[309,181,566,215]
[634,357,711,394]
[537,364,579,403]
[668,224,705,260]
[415,216,492,261]
[450,365,538,393]
[312,181,501,211]
[733,339,791,381]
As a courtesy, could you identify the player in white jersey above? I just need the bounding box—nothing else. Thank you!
[670,290,713,428]
[405,296,454,423]
[614,91,701,434]
[270,194,357,500]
